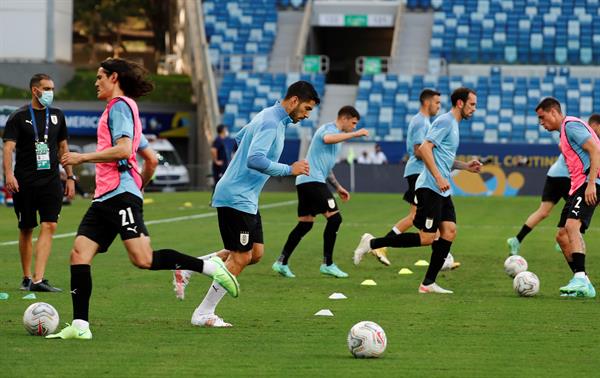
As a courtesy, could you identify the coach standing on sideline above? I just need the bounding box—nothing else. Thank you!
[3,73,75,292]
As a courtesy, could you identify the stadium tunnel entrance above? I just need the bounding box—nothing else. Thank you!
[307,26,393,84]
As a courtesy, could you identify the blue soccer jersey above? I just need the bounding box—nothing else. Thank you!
[296,122,341,185]
[546,154,570,178]
[212,102,294,214]
[404,112,431,177]
[415,111,460,197]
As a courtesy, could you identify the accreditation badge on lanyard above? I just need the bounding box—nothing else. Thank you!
[29,105,51,170]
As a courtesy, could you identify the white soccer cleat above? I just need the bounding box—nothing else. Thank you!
[353,233,374,265]
[191,313,232,328]
[173,269,192,300]
[418,283,453,294]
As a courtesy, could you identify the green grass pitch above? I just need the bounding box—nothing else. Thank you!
[1,192,599,377]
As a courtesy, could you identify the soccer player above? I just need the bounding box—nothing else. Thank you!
[272,105,368,278]
[46,58,239,340]
[506,154,570,255]
[369,89,442,266]
[353,87,481,294]
[189,81,320,327]
[536,98,599,297]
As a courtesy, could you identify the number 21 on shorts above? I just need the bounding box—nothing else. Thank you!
[119,207,135,226]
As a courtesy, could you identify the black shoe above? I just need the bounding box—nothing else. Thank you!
[30,279,62,292]
[20,277,32,291]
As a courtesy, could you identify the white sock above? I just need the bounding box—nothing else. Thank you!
[574,272,586,279]
[197,251,218,260]
[392,226,401,235]
[195,281,227,316]
[72,319,89,330]
[202,259,218,276]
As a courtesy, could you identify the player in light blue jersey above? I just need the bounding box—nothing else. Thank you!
[506,154,570,255]
[368,89,442,266]
[354,87,481,294]
[183,81,320,327]
[272,106,368,278]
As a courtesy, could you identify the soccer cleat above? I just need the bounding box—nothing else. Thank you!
[46,323,92,340]
[555,243,562,253]
[173,269,192,300]
[371,247,391,266]
[506,237,521,256]
[353,233,374,265]
[191,314,232,328]
[30,279,62,292]
[451,261,461,270]
[320,263,349,278]
[272,261,296,278]
[587,282,596,298]
[20,277,32,291]
[559,277,590,297]
[209,257,239,298]
[418,283,453,294]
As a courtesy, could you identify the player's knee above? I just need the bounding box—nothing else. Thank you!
[419,233,436,245]
[40,222,57,233]
[564,221,581,235]
[250,245,264,264]
[441,228,457,241]
[326,212,342,231]
[297,221,313,235]
[132,254,153,269]
[233,251,253,267]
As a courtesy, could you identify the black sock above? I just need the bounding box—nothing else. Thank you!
[279,222,313,264]
[323,214,342,266]
[571,252,586,273]
[385,229,397,238]
[71,264,92,321]
[423,238,452,285]
[516,225,532,243]
[150,249,204,272]
[370,233,421,249]
[568,260,577,273]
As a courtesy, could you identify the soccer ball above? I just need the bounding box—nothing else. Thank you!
[23,302,59,336]
[504,255,528,277]
[347,321,387,358]
[513,271,540,297]
[441,253,454,271]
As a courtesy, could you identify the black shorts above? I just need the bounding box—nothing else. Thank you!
[402,174,419,205]
[77,192,149,253]
[217,207,263,252]
[413,188,456,233]
[557,183,600,233]
[296,182,338,216]
[13,178,63,229]
[542,176,570,204]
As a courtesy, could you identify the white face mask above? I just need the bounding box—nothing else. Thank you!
[37,90,54,107]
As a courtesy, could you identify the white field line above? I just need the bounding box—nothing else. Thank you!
[0,200,297,247]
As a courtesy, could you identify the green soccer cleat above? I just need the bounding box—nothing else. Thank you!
[555,243,562,253]
[272,261,296,278]
[587,282,596,298]
[506,237,521,256]
[559,277,590,297]
[46,323,92,340]
[320,263,348,278]
[209,257,239,298]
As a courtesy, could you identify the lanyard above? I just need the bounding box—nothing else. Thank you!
[28,105,50,143]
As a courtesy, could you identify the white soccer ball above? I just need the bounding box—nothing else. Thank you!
[23,302,59,336]
[441,253,455,271]
[513,271,540,297]
[347,321,387,358]
[504,255,528,277]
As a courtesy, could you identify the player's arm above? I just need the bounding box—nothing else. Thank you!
[452,159,482,172]
[582,138,600,205]
[138,144,159,189]
[247,123,308,176]
[61,137,131,166]
[327,171,350,201]
[418,140,450,192]
[323,128,369,144]
[58,139,75,198]
[2,140,18,193]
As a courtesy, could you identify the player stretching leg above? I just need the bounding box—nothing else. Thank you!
[188,81,319,326]
[537,99,599,298]
[272,106,368,278]
[506,155,570,255]
[353,88,481,294]
[46,59,239,340]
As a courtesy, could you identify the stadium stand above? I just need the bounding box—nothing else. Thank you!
[355,68,600,144]
[425,0,599,65]
[218,72,326,135]
[203,0,278,71]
